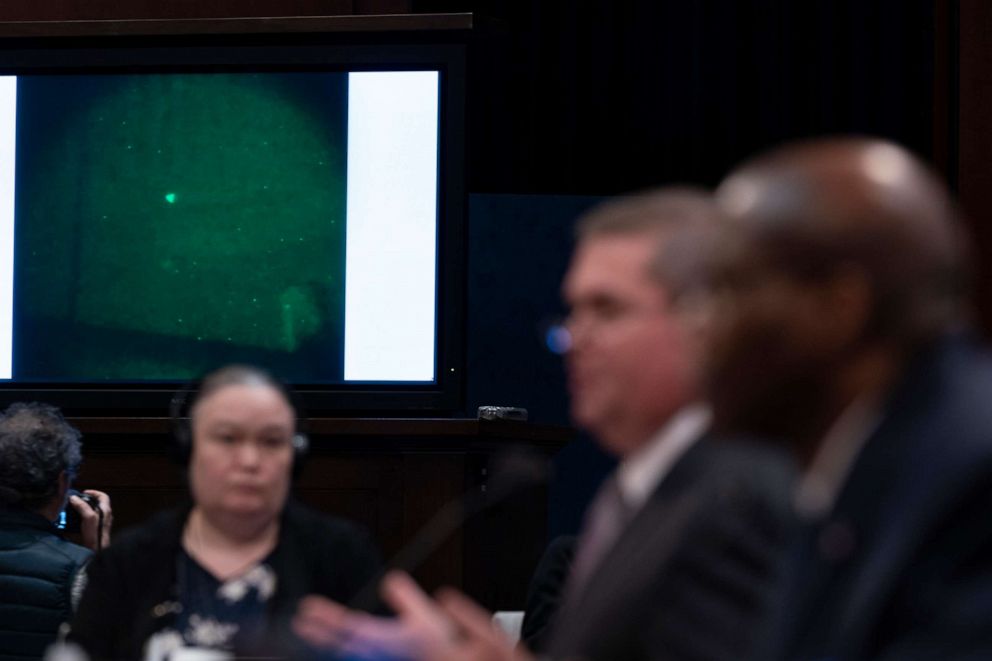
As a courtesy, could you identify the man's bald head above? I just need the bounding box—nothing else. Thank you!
[706,138,971,451]
[716,138,969,346]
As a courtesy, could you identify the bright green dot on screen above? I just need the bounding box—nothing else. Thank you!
[165,193,177,204]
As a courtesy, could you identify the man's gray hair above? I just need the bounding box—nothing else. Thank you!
[576,187,724,298]
[0,402,82,510]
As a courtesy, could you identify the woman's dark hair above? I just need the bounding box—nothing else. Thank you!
[190,364,296,420]
[0,402,82,510]
[171,364,305,466]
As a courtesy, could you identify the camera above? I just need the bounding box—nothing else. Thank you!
[57,489,100,533]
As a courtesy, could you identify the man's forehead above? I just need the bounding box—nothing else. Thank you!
[574,230,667,262]
[563,232,665,297]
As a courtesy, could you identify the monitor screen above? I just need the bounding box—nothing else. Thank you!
[0,34,465,412]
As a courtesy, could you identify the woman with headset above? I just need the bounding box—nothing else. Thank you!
[68,364,379,660]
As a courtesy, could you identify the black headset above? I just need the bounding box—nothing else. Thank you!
[169,366,310,476]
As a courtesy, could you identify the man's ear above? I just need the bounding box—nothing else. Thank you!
[39,470,72,522]
[814,265,873,352]
[56,470,70,504]
[673,289,716,354]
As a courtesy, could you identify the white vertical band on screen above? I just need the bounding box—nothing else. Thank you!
[344,71,439,382]
[0,78,16,379]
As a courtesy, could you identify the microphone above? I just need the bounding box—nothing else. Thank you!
[348,447,551,612]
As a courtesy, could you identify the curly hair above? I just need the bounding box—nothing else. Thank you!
[0,402,82,510]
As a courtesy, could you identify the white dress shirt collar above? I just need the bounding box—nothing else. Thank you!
[793,396,882,521]
[615,403,712,512]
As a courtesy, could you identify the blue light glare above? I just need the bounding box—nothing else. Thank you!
[545,325,572,355]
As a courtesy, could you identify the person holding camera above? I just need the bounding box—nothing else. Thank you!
[0,402,112,660]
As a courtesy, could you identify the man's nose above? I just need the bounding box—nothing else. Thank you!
[234,440,262,468]
[564,314,597,352]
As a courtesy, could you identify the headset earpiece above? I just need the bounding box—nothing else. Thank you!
[169,366,309,476]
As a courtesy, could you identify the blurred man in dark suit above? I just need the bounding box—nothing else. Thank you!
[294,189,796,661]
[535,188,794,661]
[709,137,992,660]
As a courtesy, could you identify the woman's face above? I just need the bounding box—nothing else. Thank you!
[188,383,295,523]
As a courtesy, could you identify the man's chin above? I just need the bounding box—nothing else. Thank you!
[571,413,633,456]
[570,403,602,436]
[220,497,279,517]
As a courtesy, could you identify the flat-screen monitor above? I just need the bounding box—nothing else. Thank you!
[0,26,466,414]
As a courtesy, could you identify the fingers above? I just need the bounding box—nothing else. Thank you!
[384,576,520,661]
[82,489,112,517]
[435,588,497,639]
[71,489,112,551]
[68,495,98,520]
[84,490,113,547]
[381,571,443,621]
[381,571,462,653]
[294,595,354,649]
[436,589,517,652]
[435,588,529,661]
[294,594,419,657]
[295,577,518,661]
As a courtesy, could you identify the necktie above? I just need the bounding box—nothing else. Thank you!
[564,475,634,604]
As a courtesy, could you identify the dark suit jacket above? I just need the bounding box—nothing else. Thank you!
[521,534,576,652]
[545,439,797,661]
[775,335,992,660]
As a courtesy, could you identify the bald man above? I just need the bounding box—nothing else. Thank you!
[709,138,992,660]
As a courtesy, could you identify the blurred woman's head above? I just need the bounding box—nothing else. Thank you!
[187,365,296,527]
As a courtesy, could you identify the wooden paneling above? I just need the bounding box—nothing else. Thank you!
[72,420,568,606]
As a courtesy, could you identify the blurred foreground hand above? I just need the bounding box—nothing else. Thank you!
[294,571,533,661]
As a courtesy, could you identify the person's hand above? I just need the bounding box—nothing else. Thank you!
[294,571,530,661]
[295,592,427,659]
[294,570,450,660]
[69,489,112,551]
[411,582,532,661]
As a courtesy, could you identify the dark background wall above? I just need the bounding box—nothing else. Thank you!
[426,1,944,195]
[443,0,985,536]
[449,0,957,413]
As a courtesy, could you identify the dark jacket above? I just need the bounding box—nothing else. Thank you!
[521,535,576,652]
[0,506,92,661]
[69,500,379,660]
[773,335,992,660]
[545,439,797,661]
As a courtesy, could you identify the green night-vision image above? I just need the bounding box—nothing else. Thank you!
[14,73,348,382]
